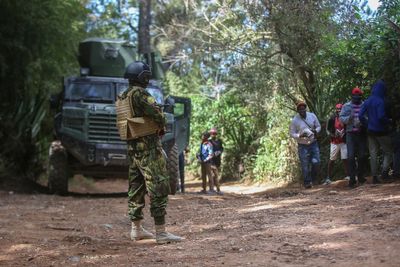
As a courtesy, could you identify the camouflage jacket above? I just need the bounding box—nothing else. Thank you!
[120,85,166,151]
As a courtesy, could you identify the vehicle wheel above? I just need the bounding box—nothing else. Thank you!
[167,144,179,195]
[48,141,69,195]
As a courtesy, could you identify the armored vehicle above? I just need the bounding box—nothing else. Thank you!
[48,38,191,195]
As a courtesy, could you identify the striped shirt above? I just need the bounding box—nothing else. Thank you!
[351,103,362,132]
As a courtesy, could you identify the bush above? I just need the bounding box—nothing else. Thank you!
[252,97,300,184]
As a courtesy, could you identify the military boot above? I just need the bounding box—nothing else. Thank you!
[130,221,155,241]
[155,224,182,244]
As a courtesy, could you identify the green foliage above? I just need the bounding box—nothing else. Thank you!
[252,97,299,183]
[164,68,203,96]
[0,0,87,176]
[177,85,268,179]
[0,0,87,98]
[161,0,400,184]
[0,95,48,178]
[86,0,137,41]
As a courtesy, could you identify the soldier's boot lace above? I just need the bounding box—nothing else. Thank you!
[155,224,183,244]
[130,221,155,241]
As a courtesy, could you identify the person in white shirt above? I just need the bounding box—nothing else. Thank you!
[289,102,322,188]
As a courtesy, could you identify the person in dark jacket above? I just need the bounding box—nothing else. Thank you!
[359,80,393,183]
[209,128,223,194]
[323,103,349,184]
[339,87,368,187]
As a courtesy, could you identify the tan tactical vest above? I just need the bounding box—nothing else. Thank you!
[115,90,160,140]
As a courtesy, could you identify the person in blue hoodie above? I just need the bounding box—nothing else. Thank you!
[359,79,393,183]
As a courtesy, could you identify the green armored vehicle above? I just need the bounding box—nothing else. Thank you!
[48,38,191,195]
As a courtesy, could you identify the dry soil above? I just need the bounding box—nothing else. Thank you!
[1,176,400,266]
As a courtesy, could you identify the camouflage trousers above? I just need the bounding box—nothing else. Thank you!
[127,141,170,224]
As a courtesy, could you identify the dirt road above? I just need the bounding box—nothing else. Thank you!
[1,177,400,266]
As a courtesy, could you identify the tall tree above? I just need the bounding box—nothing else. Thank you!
[138,0,152,55]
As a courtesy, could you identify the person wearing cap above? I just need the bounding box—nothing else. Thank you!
[323,103,349,185]
[196,131,215,194]
[209,128,224,194]
[289,102,322,188]
[359,80,393,183]
[339,87,368,187]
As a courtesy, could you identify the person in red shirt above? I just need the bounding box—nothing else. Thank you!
[323,103,349,184]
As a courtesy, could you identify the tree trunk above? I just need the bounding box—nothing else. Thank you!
[138,0,151,55]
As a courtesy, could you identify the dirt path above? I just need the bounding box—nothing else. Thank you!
[1,177,400,266]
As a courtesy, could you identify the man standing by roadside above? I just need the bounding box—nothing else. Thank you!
[116,61,182,244]
[209,128,223,194]
[323,103,349,185]
[339,87,368,187]
[359,80,393,183]
[197,132,215,194]
[289,102,322,189]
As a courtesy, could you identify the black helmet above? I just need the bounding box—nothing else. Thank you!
[124,61,152,86]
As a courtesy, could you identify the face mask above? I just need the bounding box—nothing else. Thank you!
[352,95,362,104]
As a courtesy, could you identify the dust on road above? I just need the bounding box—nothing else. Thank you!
[1,177,400,266]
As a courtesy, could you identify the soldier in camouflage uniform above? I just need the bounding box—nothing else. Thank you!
[117,61,182,244]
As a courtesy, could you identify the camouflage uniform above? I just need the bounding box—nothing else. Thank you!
[120,85,170,225]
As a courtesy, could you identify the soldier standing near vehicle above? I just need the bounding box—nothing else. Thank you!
[209,128,223,194]
[116,61,182,244]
